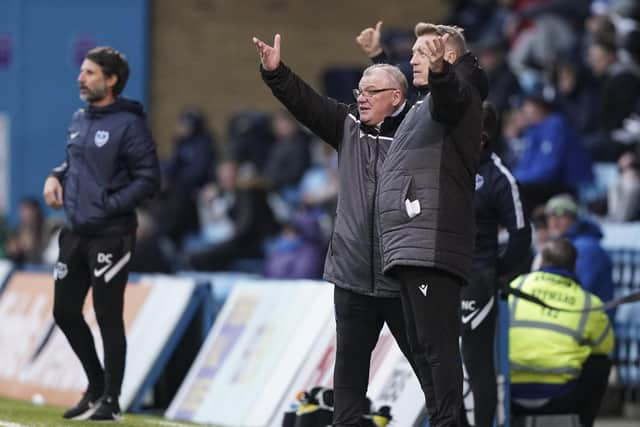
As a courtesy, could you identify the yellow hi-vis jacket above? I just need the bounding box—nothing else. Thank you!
[508,270,614,386]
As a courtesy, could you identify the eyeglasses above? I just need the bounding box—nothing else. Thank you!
[353,87,398,99]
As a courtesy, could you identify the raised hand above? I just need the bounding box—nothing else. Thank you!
[252,34,281,71]
[425,33,449,73]
[356,21,383,58]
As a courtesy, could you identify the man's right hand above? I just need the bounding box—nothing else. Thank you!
[43,176,64,209]
[356,21,383,58]
[252,34,281,71]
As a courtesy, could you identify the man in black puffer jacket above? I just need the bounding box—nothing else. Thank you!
[43,46,160,422]
[252,34,423,427]
[376,23,488,427]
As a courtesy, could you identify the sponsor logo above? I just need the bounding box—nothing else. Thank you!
[461,310,478,324]
[418,283,428,296]
[94,253,113,278]
[69,131,80,140]
[94,130,109,147]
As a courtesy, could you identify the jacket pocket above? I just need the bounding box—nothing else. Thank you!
[401,175,420,219]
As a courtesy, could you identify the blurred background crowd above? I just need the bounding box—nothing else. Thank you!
[2,0,640,285]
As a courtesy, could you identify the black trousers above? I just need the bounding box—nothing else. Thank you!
[395,266,463,427]
[332,286,418,427]
[52,228,135,399]
[460,268,498,427]
[511,355,612,427]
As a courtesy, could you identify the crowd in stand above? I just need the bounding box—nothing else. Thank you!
[1,0,639,283]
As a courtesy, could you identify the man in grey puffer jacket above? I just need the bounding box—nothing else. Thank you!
[253,33,423,426]
[377,23,487,427]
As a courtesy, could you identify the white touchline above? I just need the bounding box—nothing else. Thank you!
[0,420,28,427]
[145,420,194,427]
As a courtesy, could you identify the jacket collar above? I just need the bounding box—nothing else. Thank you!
[538,266,580,284]
[359,100,411,137]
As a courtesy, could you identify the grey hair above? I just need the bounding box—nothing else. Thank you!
[362,63,408,95]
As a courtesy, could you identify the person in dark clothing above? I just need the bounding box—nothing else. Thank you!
[164,109,217,191]
[461,102,531,427]
[154,109,218,246]
[551,60,600,140]
[587,36,640,161]
[42,46,160,421]
[264,109,311,192]
[376,23,487,427]
[253,33,421,426]
[187,160,279,271]
[476,37,521,115]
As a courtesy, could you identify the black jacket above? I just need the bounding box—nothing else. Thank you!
[51,98,160,236]
[378,53,487,283]
[261,63,409,297]
[473,151,531,277]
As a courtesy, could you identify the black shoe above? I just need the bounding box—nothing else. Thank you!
[62,390,101,420]
[88,396,123,421]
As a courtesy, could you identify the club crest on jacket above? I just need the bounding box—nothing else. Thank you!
[94,130,110,147]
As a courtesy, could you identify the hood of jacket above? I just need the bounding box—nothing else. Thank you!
[564,217,604,241]
[454,52,489,101]
[87,97,145,119]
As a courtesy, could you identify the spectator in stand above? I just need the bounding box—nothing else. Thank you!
[550,60,600,141]
[476,37,521,114]
[128,209,174,274]
[587,36,640,160]
[475,36,522,157]
[186,160,279,271]
[5,197,46,265]
[545,194,614,304]
[512,94,593,213]
[264,210,325,279]
[153,109,217,246]
[226,110,274,172]
[506,0,588,86]
[530,205,550,254]
[607,150,640,221]
[263,109,311,204]
[163,109,217,192]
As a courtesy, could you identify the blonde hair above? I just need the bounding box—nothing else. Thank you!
[414,23,467,55]
[362,63,408,95]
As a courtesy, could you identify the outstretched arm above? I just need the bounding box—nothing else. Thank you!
[253,34,348,149]
[425,34,472,125]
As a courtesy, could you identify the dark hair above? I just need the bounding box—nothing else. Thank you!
[592,36,617,55]
[85,46,130,96]
[481,101,498,150]
[540,238,577,272]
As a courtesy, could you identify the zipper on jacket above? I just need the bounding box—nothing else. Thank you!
[370,132,380,293]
